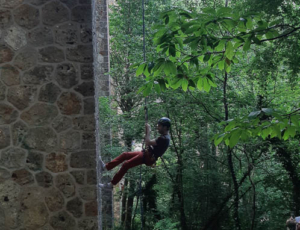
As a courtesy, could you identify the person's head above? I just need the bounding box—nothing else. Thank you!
[157,117,171,134]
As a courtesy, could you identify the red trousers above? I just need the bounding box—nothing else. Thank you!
[106,151,155,185]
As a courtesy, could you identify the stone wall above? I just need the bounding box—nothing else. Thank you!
[0,0,100,229]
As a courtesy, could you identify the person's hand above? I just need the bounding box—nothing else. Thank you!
[145,123,151,133]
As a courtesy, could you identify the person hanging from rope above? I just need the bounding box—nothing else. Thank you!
[98,117,171,190]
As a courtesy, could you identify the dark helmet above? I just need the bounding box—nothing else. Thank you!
[158,117,171,128]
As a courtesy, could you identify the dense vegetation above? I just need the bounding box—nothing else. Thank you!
[102,0,300,229]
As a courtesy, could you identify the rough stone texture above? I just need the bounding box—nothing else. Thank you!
[23,65,54,84]
[39,46,65,63]
[79,0,91,4]
[45,152,68,173]
[80,64,93,80]
[27,0,49,6]
[66,197,83,218]
[50,211,76,230]
[22,127,57,151]
[85,201,97,216]
[66,45,93,63]
[45,188,64,212]
[0,81,5,100]
[74,81,94,96]
[13,4,40,30]
[79,186,97,200]
[51,116,72,133]
[0,147,27,169]
[82,132,95,149]
[7,85,37,110]
[70,170,84,185]
[0,64,20,86]
[0,126,10,149]
[59,130,80,150]
[57,92,82,115]
[70,151,95,169]
[0,9,13,29]
[0,167,10,181]
[36,171,53,187]
[26,150,43,171]
[19,187,49,229]
[12,168,34,185]
[12,120,28,146]
[73,116,95,131]
[42,1,70,26]
[0,0,24,9]
[0,44,14,63]
[28,26,54,46]
[55,173,75,198]
[0,103,19,125]
[78,219,98,230]
[14,47,38,70]
[39,83,62,103]
[83,98,95,114]
[54,22,78,46]
[55,63,79,89]
[4,25,27,50]
[60,0,78,8]
[87,169,97,184]
[80,23,92,43]
[21,103,59,126]
[71,5,91,23]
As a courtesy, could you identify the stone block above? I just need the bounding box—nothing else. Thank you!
[0,81,5,100]
[21,103,59,126]
[78,186,97,200]
[74,81,94,97]
[79,0,91,4]
[0,64,20,86]
[73,116,95,131]
[26,150,43,171]
[12,168,34,185]
[0,103,18,125]
[71,5,91,23]
[45,188,64,212]
[42,1,70,26]
[52,116,72,133]
[39,82,61,103]
[70,150,95,168]
[59,130,80,150]
[12,120,28,146]
[8,85,37,110]
[0,147,27,169]
[55,63,79,89]
[78,219,98,230]
[60,0,78,8]
[50,211,76,230]
[82,132,95,149]
[54,22,78,46]
[23,127,57,151]
[83,98,95,115]
[55,173,75,198]
[38,46,65,63]
[66,44,93,63]
[45,152,68,173]
[0,9,12,29]
[0,0,24,9]
[36,171,53,188]
[14,47,38,70]
[70,170,84,184]
[0,126,10,149]
[13,4,40,29]
[4,25,27,50]
[66,197,83,218]
[85,201,97,216]
[57,92,82,115]
[86,169,97,184]
[28,26,54,46]
[0,167,10,181]
[0,45,14,64]
[80,23,92,43]
[23,65,54,84]
[80,64,93,80]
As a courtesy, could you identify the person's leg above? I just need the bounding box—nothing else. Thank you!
[110,151,144,185]
[104,151,141,171]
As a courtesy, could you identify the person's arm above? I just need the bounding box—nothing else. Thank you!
[145,123,157,146]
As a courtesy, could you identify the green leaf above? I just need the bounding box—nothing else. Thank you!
[136,63,146,76]
[225,41,234,60]
[202,7,216,14]
[262,108,273,115]
[203,78,211,92]
[143,83,153,96]
[197,77,204,91]
[283,126,296,140]
[215,40,226,52]
[214,134,225,146]
[291,115,299,127]
[225,121,236,132]
[218,60,225,70]
[154,82,161,93]
[246,17,253,29]
[248,111,261,119]
[204,54,211,62]
[164,60,177,75]
[243,37,251,51]
[182,78,189,92]
[229,131,240,148]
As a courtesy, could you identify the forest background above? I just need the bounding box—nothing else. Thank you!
[99,0,300,229]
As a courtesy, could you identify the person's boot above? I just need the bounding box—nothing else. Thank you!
[98,182,113,191]
[98,156,107,171]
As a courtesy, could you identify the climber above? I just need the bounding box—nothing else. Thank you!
[98,117,171,190]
